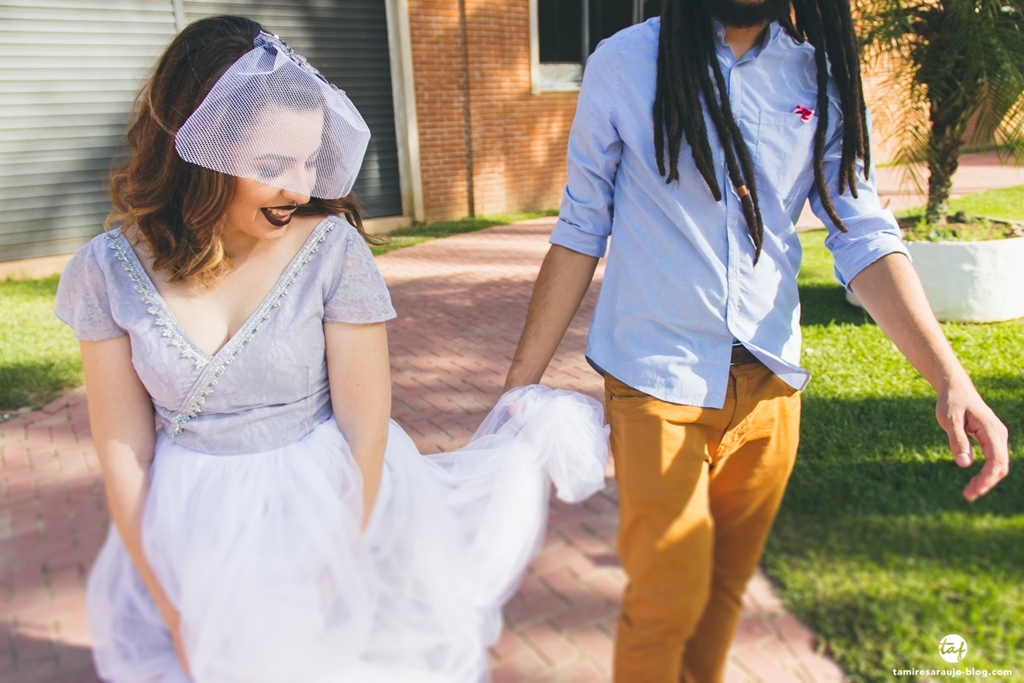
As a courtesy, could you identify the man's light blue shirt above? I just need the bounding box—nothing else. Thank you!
[550,17,908,408]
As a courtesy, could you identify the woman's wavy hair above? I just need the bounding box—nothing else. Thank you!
[107,15,377,285]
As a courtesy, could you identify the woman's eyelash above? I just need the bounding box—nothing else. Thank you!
[257,165,284,179]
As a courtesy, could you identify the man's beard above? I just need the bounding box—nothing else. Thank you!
[702,0,790,28]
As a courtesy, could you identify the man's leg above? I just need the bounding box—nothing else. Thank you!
[680,363,802,683]
[606,375,733,683]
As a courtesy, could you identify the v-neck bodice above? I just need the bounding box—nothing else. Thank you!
[116,218,331,362]
[55,217,397,455]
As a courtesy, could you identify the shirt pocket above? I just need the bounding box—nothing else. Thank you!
[754,109,816,199]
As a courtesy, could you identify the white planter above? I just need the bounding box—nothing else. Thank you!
[845,237,1024,322]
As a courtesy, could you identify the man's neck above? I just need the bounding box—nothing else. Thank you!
[723,22,770,60]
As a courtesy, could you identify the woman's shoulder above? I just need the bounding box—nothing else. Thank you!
[318,214,396,324]
[324,213,364,241]
[313,214,374,264]
[59,229,130,289]
[55,229,130,341]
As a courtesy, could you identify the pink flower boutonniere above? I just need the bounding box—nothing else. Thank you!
[793,104,815,122]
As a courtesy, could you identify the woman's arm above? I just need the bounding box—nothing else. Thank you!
[80,337,190,672]
[324,321,391,527]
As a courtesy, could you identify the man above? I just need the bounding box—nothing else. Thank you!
[503,0,1010,681]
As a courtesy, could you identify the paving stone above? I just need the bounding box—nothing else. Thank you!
[529,658,608,683]
[490,629,532,662]
[565,626,614,664]
[725,659,757,683]
[733,614,777,649]
[518,621,579,667]
[731,643,810,683]
[773,612,818,653]
[489,646,549,682]
[537,567,594,604]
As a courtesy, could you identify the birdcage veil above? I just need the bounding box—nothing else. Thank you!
[175,31,371,199]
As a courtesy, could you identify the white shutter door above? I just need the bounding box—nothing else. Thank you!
[0,0,176,261]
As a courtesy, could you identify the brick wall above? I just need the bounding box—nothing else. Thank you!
[408,0,578,221]
[405,2,899,223]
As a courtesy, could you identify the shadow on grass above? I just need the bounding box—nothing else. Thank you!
[974,374,1024,394]
[788,394,1022,518]
[769,393,1023,681]
[773,501,1024,572]
[799,283,874,327]
[764,566,1024,682]
[0,360,80,413]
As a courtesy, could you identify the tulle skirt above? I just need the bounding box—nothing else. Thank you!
[87,386,609,683]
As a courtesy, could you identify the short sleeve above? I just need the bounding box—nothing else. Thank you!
[54,238,126,341]
[323,228,397,323]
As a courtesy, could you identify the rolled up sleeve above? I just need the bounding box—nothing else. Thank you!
[549,43,624,259]
[809,111,909,289]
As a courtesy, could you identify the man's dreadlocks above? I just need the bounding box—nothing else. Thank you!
[653,0,870,262]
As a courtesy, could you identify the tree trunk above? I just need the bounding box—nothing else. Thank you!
[926,103,967,225]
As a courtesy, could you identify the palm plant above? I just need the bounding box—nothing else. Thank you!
[857,0,1024,224]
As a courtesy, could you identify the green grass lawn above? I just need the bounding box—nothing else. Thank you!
[369,210,557,256]
[943,184,1024,222]
[763,232,1024,682]
[0,276,82,413]
[896,183,1024,223]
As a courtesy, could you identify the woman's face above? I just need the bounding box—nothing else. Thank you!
[222,105,325,241]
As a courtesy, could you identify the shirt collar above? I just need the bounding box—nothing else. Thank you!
[712,19,782,61]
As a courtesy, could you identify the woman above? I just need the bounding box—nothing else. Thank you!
[55,16,608,683]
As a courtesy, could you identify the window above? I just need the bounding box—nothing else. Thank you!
[531,0,660,91]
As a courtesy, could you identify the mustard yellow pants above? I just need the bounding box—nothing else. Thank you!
[605,361,801,683]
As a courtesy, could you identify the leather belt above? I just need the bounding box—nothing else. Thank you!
[730,344,759,366]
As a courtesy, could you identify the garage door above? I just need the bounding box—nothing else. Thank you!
[0,0,177,261]
[0,0,401,262]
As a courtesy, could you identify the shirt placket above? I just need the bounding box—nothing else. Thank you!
[719,29,767,343]
[717,41,745,340]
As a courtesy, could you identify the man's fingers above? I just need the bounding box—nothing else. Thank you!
[942,411,973,469]
[961,416,1010,503]
[965,464,1007,502]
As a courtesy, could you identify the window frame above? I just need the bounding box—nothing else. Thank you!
[529,0,646,94]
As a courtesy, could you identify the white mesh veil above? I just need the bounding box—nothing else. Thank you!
[175,32,370,199]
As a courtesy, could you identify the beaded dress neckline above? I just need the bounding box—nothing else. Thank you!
[107,218,337,437]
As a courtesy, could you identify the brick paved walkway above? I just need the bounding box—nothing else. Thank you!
[0,217,848,683]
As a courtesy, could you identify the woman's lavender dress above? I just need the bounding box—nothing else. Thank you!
[55,218,608,683]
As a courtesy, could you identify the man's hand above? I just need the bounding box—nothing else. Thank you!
[936,380,1010,502]
[850,253,1010,501]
